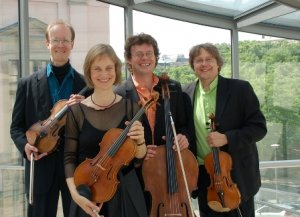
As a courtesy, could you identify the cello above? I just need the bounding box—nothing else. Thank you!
[204,113,242,215]
[73,95,158,204]
[142,74,198,217]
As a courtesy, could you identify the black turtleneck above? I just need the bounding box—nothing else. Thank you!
[51,61,71,85]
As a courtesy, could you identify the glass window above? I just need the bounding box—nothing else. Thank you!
[239,31,300,211]
[0,1,20,165]
[0,1,23,216]
[132,11,231,84]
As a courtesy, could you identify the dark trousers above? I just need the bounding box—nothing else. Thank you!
[27,151,71,217]
[197,165,255,217]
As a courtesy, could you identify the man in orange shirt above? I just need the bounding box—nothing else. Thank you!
[115,33,194,212]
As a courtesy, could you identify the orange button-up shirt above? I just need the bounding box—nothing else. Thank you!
[132,74,159,144]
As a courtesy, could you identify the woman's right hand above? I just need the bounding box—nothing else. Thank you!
[73,193,102,217]
[66,178,103,217]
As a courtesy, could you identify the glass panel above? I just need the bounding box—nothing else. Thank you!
[240,30,300,215]
[159,0,270,16]
[239,32,300,162]
[0,1,20,164]
[28,0,111,75]
[109,5,124,59]
[267,11,300,28]
[257,167,300,216]
[132,11,231,84]
[0,167,25,217]
[0,1,23,215]
[108,5,125,78]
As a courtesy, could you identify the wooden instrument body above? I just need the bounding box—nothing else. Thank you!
[142,145,198,217]
[26,100,67,154]
[204,150,241,212]
[74,128,136,203]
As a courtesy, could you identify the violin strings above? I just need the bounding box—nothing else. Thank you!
[89,105,147,186]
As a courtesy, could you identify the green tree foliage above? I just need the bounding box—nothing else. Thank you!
[155,65,196,85]
[237,40,300,162]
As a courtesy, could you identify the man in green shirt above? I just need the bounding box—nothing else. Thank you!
[184,43,267,217]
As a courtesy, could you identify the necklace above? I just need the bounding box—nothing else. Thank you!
[90,94,117,109]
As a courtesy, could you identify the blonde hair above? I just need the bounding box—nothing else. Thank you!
[45,19,75,41]
[83,44,122,88]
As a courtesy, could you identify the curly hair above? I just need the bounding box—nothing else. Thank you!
[124,33,160,71]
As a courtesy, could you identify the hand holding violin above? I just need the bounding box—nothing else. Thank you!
[207,131,228,148]
[66,93,86,106]
[24,143,47,161]
[126,120,147,159]
[126,120,144,144]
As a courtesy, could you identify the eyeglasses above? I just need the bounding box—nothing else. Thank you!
[49,39,73,46]
[194,58,215,65]
[132,51,154,59]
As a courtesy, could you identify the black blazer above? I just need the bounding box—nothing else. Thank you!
[10,67,87,194]
[183,75,267,201]
[114,75,192,148]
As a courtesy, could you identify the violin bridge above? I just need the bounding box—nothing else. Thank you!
[96,163,106,171]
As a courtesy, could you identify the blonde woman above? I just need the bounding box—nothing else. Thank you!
[64,44,147,217]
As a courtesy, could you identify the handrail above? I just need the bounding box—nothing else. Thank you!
[259,159,300,169]
[255,199,300,215]
[0,165,24,170]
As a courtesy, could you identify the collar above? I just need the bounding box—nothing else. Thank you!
[199,76,218,94]
[46,61,74,78]
[131,73,159,91]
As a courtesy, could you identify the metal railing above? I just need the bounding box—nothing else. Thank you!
[1,160,300,217]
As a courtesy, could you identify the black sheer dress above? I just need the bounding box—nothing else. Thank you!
[64,98,147,217]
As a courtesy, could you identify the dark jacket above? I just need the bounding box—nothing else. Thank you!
[183,75,267,201]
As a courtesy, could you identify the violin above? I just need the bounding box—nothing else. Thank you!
[26,86,89,154]
[142,74,198,217]
[204,113,241,212]
[25,86,89,205]
[73,95,158,204]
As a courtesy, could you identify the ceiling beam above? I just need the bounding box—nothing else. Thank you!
[274,0,300,9]
[133,0,152,4]
[235,2,297,28]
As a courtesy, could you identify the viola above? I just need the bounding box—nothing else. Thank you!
[142,74,198,217]
[25,86,89,205]
[204,113,241,213]
[26,86,89,154]
[73,95,158,204]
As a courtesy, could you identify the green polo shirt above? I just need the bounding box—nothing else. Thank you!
[194,76,218,165]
